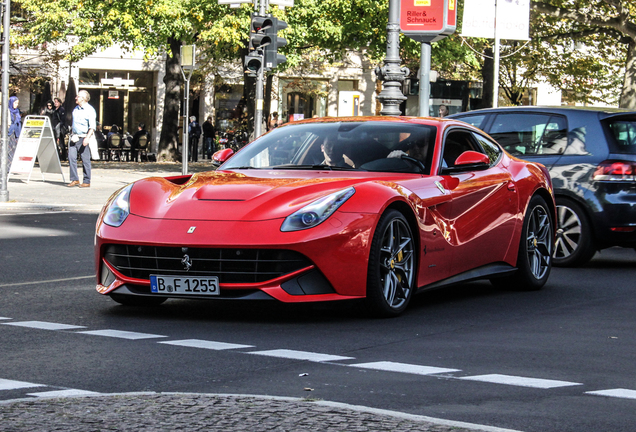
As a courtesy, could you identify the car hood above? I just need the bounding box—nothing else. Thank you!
[129,170,392,221]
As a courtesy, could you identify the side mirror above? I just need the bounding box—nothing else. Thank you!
[454,150,490,166]
[441,150,490,175]
[212,148,234,167]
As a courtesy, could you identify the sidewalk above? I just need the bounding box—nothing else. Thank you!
[0,161,213,212]
[0,392,520,432]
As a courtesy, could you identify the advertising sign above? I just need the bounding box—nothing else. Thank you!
[400,0,457,43]
[9,116,65,183]
[461,0,530,40]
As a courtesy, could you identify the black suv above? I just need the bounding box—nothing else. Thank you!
[449,107,636,266]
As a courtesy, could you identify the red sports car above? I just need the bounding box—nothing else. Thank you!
[95,117,555,317]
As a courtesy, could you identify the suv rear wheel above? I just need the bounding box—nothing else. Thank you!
[553,198,596,267]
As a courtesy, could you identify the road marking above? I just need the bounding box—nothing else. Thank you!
[77,330,167,340]
[0,317,11,320]
[159,339,254,350]
[248,349,354,362]
[350,361,461,375]
[0,379,45,391]
[0,225,71,239]
[458,374,582,389]
[2,321,86,331]
[0,276,93,288]
[587,389,636,400]
[27,389,101,398]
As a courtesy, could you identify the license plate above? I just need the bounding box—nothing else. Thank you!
[150,275,220,296]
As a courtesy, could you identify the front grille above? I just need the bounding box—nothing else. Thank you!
[103,245,312,284]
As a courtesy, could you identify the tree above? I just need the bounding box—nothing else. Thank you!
[531,0,636,108]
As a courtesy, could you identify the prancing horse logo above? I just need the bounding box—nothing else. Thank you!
[181,254,193,271]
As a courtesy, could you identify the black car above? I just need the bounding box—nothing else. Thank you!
[449,106,636,266]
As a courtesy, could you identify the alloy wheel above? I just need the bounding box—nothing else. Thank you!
[554,205,582,260]
[526,204,553,280]
[378,218,415,310]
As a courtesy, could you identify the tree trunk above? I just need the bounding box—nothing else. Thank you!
[158,37,183,161]
[619,39,636,109]
[480,47,494,109]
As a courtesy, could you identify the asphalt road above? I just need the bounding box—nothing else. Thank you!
[1,209,636,431]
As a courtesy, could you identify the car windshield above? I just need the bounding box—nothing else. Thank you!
[221,121,437,174]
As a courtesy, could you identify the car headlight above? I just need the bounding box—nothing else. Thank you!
[103,184,133,227]
[281,187,355,232]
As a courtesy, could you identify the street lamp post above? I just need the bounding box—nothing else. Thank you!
[375,0,409,116]
[179,44,196,175]
[1,0,11,202]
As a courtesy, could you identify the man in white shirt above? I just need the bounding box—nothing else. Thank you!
[68,90,96,188]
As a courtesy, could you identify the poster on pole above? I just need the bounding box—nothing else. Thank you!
[461,0,530,41]
[9,115,65,183]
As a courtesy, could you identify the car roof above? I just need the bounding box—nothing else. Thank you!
[448,106,636,120]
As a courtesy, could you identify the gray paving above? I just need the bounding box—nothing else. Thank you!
[0,161,520,432]
[0,393,519,432]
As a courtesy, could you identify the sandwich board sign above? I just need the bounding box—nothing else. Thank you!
[9,115,65,183]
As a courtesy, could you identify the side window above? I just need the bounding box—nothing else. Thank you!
[539,116,568,155]
[473,132,502,164]
[455,114,488,130]
[489,113,552,156]
[442,130,479,168]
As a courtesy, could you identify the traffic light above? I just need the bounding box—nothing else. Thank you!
[244,51,262,76]
[263,17,287,70]
[248,14,275,52]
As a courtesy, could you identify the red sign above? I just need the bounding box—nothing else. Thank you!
[400,0,444,33]
[399,0,457,43]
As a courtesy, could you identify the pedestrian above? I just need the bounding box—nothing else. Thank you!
[67,89,96,188]
[53,97,67,160]
[438,104,449,118]
[202,116,215,159]
[131,122,149,162]
[188,116,201,162]
[268,112,282,131]
[6,95,21,173]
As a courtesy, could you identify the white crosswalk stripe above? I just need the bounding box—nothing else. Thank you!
[77,329,167,340]
[2,321,86,330]
[159,339,254,350]
[350,361,460,375]
[0,378,45,391]
[248,349,354,362]
[27,389,101,398]
[0,317,12,320]
[587,389,636,400]
[458,374,582,389]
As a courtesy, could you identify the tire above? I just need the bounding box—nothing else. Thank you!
[109,293,167,307]
[553,198,596,267]
[492,195,553,291]
[366,210,416,317]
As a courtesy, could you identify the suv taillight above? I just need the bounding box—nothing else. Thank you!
[593,161,636,181]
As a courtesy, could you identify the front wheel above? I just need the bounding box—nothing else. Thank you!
[366,210,416,317]
[492,195,553,291]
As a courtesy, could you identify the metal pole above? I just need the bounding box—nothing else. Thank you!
[0,0,10,202]
[492,0,500,108]
[253,0,266,138]
[182,73,191,175]
[376,0,408,116]
[419,42,431,117]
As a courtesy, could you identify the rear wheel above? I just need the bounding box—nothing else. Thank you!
[492,195,553,291]
[366,210,416,317]
[553,198,595,267]
[109,294,167,307]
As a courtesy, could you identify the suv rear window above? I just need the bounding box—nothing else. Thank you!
[607,119,636,154]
